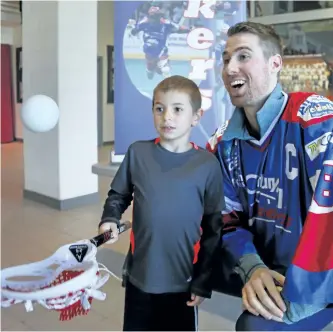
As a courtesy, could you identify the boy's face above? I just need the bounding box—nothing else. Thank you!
[153,90,201,142]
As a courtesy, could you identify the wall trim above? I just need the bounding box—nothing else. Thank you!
[91,162,120,177]
[103,140,114,146]
[23,189,100,210]
[110,150,124,164]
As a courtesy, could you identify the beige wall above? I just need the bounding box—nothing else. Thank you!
[3,1,115,143]
[98,0,115,143]
[1,26,13,44]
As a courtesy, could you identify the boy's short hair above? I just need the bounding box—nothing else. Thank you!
[227,21,283,59]
[153,75,202,112]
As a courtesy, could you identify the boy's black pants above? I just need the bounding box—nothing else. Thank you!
[123,281,198,331]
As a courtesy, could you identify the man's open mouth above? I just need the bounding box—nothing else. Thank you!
[230,80,246,89]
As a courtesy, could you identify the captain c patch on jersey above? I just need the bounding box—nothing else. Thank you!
[297,95,333,122]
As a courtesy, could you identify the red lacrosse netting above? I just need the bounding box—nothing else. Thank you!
[51,270,95,321]
[3,270,100,321]
[2,221,132,322]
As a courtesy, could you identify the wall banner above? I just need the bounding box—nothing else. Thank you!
[114,0,247,155]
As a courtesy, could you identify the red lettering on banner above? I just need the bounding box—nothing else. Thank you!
[184,0,216,111]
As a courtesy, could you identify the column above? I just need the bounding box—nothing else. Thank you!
[22,0,99,210]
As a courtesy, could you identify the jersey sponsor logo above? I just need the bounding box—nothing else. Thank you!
[247,174,280,193]
[305,132,333,161]
[227,144,246,188]
[257,208,292,225]
[246,176,293,233]
[256,207,292,231]
[246,174,284,209]
[229,144,299,204]
[297,95,333,121]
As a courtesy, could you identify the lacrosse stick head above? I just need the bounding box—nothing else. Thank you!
[1,221,131,321]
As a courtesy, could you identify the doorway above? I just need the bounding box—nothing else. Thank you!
[1,44,15,143]
[97,56,103,147]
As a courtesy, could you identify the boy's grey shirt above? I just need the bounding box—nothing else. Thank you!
[101,139,225,297]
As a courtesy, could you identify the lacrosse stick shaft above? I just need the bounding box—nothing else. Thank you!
[89,221,131,247]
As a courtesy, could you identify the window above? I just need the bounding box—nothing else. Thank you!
[16,47,22,103]
[107,45,114,104]
[253,1,332,17]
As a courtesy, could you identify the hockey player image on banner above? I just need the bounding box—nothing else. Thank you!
[123,1,206,100]
[207,21,333,331]
[115,0,246,155]
[127,5,192,80]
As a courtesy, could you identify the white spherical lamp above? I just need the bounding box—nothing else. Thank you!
[21,95,60,133]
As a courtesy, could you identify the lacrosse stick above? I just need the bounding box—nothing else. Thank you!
[1,220,131,321]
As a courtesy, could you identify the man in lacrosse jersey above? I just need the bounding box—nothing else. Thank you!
[207,21,333,331]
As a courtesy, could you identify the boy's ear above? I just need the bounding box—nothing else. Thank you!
[192,108,203,127]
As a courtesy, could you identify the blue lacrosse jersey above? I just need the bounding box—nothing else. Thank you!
[207,84,333,305]
[133,18,179,58]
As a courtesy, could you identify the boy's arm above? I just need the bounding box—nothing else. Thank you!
[99,148,134,227]
[99,189,133,227]
[190,158,225,298]
[281,96,333,323]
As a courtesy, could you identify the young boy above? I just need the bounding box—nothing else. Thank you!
[98,75,225,331]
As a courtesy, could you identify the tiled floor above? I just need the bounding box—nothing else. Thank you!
[2,142,332,331]
[1,142,239,331]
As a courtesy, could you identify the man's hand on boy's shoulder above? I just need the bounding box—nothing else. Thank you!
[187,294,205,307]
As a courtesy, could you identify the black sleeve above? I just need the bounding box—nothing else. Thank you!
[190,158,225,298]
[99,148,134,227]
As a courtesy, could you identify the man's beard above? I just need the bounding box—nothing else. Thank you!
[241,70,272,109]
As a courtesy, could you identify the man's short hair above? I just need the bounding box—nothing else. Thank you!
[153,75,202,112]
[227,21,283,59]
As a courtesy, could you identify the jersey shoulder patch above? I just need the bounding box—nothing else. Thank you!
[297,94,333,123]
[282,92,333,127]
[206,121,229,152]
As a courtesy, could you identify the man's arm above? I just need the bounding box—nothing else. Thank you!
[190,157,225,299]
[206,130,287,321]
[206,132,267,280]
[281,96,333,323]
[99,147,134,228]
